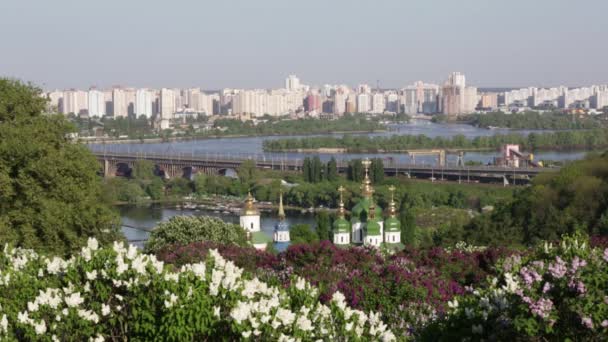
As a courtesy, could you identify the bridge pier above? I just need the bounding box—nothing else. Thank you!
[103,159,117,178]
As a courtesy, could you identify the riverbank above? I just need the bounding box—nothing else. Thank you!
[80,129,388,145]
[262,128,608,154]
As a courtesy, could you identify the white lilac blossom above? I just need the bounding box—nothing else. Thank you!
[0,242,395,341]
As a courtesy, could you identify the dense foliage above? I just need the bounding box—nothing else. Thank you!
[145,216,248,253]
[263,129,608,152]
[211,114,384,136]
[158,240,512,338]
[467,111,604,130]
[0,239,395,341]
[424,234,608,340]
[0,79,48,122]
[0,79,120,255]
[442,152,608,247]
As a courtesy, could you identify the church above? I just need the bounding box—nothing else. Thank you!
[333,159,402,248]
[239,192,272,250]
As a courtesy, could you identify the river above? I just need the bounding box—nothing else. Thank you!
[89,121,588,165]
[112,121,591,248]
[120,204,315,251]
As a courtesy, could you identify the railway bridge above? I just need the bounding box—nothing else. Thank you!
[93,152,557,184]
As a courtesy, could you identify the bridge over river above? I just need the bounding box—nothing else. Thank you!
[94,151,558,185]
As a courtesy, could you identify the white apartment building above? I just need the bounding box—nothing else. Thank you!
[371,93,385,114]
[112,88,128,117]
[232,89,303,117]
[88,89,105,116]
[356,93,371,113]
[285,75,301,92]
[160,88,176,120]
[135,89,154,118]
[62,90,88,115]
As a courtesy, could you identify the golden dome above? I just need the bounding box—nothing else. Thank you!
[242,192,259,216]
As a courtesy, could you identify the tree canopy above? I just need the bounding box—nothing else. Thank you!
[0,78,48,122]
[0,78,121,255]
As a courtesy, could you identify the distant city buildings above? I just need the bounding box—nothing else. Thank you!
[44,73,608,123]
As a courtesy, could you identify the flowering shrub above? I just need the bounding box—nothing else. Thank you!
[423,234,608,340]
[158,240,512,337]
[145,215,248,253]
[0,239,395,341]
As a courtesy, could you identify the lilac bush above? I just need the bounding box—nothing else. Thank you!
[424,233,608,340]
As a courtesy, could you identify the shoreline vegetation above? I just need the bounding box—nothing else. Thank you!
[433,111,607,130]
[73,113,391,144]
[262,128,608,153]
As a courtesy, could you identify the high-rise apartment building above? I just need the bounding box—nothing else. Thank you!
[371,93,385,114]
[441,72,477,117]
[160,88,176,119]
[356,93,371,113]
[135,89,154,118]
[112,88,128,117]
[285,75,300,92]
[333,91,347,115]
[88,89,106,116]
[62,89,88,115]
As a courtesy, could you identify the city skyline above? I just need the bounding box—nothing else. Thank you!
[1,0,608,89]
[47,73,608,119]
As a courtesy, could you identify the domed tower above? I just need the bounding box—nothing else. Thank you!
[350,159,383,244]
[364,197,383,247]
[384,185,401,245]
[333,186,351,245]
[240,192,270,250]
[273,191,290,243]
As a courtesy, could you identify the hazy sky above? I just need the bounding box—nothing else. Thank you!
[1,0,606,90]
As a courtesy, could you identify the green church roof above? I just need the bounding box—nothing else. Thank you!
[351,197,383,222]
[365,219,382,236]
[384,217,401,232]
[333,217,350,233]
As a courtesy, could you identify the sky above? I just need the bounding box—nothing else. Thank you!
[1,0,607,90]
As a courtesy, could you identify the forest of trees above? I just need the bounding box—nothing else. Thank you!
[467,111,604,130]
[263,129,608,152]
[434,151,608,247]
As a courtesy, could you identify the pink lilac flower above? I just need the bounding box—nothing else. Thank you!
[542,282,552,294]
[604,248,608,263]
[601,320,608,328]
[519,267,542,286]
[581,317,594,329]
[571,257,587,273]
[548,256,567,279]
[529,298,553,319]
[568,278,587,294]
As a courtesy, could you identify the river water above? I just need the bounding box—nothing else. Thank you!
[109,121,590,248]
[120,204,315,251]
[89,121,588,166]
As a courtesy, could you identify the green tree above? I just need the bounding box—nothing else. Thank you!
[400,204,417,246]
[0,80,121,255]
[166,177,192,197]
[347,159,363,182]
[315,211,332,241]
[312,156,323,183]
[370,158,384,184]
[290,224,319,245]
[238,159,258,186]
[193,173,208,195]
[146,178,164,200]
[303,157,312,182]
[0,78,48,122]
[326,157,338,181]
[132,160,156,180]
[145,216,248,253]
